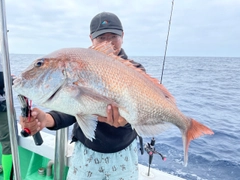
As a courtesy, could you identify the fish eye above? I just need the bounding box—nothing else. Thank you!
[34,59,44,67]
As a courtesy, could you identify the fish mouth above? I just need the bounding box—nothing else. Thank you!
[12,77,22,87]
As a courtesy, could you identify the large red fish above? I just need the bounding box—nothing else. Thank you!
[13,42,213,166]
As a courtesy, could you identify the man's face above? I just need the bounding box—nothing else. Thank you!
[91,32,123,55]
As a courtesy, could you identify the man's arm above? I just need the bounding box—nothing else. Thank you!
[19,104,128,135]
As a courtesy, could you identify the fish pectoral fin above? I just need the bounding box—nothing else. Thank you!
[75,114,98,141]
[133,120,171,137]
[77,86,119,107]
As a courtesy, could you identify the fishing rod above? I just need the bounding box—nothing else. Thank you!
[145,1,175,176]
[160,0,174,84]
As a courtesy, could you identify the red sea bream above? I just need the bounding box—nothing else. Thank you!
[13,43,214,166]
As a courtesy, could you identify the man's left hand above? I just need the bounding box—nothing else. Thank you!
[97,105,127,127]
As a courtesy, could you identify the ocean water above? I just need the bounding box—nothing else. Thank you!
[9,54,240,180]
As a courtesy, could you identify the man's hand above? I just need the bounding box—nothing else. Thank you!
[20,115,39,135]
[97,105,127,127]
[19,108,54,135]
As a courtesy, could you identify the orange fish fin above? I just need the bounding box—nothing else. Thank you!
[115,60,176,104]
[114,59,176,104]
[129,69,176,104]
[182,118,214,166]
[156,83,176,104]
[89,42,116,56]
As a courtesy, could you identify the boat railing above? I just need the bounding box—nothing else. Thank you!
[54,127,68,180]
[0,0,22,179]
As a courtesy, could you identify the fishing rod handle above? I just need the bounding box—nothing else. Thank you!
[32,131,43,146]
[20,128,43,145]
[18,95,43,146]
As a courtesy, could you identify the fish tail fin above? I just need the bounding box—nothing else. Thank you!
[182,118,214,167]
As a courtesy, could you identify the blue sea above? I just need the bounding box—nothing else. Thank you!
[9,54,240,180]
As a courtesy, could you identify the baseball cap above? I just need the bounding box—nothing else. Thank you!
[90,12,123,39]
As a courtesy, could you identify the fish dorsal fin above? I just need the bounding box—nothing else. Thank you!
[90,42,176,105]
[140,73,176,105]
[89,41,116,56]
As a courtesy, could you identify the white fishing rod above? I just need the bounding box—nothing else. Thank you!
[160,0,174,84]
[0,1,21,179]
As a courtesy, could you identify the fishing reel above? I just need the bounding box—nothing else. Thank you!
[140,137,166,176]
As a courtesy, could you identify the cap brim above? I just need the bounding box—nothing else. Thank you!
[91,29,123,39]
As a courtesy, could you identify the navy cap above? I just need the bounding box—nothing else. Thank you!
[90,12,123,39]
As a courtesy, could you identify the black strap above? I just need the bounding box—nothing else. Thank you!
[0,71,4,93]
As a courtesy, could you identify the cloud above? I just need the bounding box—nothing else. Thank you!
[4,0,240,57]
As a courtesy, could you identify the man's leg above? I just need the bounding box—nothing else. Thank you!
[0,111,13,180]
[2,153,13,180]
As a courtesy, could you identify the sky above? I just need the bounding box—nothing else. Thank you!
[3,0,240,57]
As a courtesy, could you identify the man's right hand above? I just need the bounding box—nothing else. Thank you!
[19,108,54,135]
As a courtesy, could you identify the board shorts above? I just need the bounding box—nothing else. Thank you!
[67,139,138,180]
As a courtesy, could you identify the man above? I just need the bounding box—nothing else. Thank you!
[0,63,13,180]
[20,12,145,180]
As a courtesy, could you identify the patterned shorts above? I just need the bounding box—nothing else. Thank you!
[67,140,138,180]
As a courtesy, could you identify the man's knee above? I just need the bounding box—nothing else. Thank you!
[1,141,11,154]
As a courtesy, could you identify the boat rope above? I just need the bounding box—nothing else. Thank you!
[160,0,175,84]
